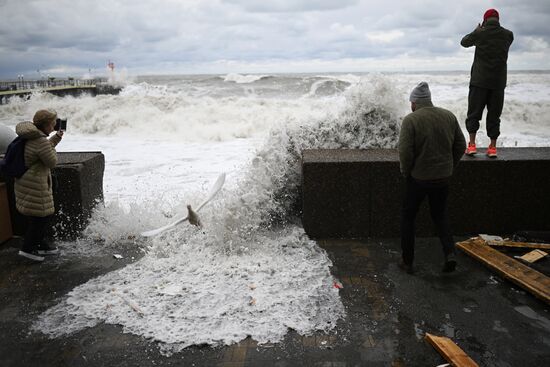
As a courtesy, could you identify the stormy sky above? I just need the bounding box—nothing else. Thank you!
[0,0,548,78]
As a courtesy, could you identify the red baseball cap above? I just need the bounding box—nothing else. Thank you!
[483,8,499,21]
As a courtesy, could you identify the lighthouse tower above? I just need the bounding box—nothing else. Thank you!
[107,60,115,83]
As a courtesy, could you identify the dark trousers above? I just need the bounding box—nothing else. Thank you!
[401,178,455,265]
[465,85,505,139]
[22,215,52,252]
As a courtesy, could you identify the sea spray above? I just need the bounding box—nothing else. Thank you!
[222,75,403,227]
[33,76,404,354]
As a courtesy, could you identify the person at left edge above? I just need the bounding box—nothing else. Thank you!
[398,82,466,274]
[15,110,64,262]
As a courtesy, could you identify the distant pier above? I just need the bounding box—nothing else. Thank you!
[0,78,121,104]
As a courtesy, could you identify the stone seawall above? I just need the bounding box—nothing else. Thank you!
[1,152,104,240]
[302,148,550,238]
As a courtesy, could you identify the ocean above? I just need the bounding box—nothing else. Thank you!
[1,71,549,354]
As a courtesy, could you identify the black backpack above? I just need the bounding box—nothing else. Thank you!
[0,136,27,178]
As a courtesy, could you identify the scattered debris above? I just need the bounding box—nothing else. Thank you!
[112,289,144,317]
[425,333,479,367]
[479,234,503,242]
[113,254,123,259]
[333,281,343,289]
[518,249,548,264]
[487,239,550,251]
[457,238,550,305]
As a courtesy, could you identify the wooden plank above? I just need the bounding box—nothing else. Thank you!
[457,238,550,305]
[519,249,548,263]
[486,240,550,251]
[425,333,478,367]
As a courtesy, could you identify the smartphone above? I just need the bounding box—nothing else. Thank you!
[54,118,67,131]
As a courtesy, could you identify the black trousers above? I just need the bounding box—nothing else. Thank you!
[465,85,505,139]
[22,215,52,252]
[401,178,455,265]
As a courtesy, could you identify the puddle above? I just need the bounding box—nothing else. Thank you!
[441,323,455,338]
[492,320,509,334]
[514,306,550,331]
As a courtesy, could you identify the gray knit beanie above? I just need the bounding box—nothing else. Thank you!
[409,82,431,103]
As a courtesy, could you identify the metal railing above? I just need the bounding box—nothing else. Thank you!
[0,78,108,92]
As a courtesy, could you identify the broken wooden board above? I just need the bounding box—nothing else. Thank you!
[519,249,548,264]
[457,238,550,305]
[425,333,478,367]
[485,239,550,251]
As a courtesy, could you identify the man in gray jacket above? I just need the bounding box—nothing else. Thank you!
[398,82,466,273]
[461,8,513,158]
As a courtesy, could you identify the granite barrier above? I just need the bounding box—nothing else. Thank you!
[0,152,104,240]
[302,148,550,238]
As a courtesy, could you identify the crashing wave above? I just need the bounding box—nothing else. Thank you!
[32,75,403,355]
[224,73,272,84]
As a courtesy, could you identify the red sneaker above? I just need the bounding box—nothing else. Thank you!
[487,145,497,158]
[465,142,477,155]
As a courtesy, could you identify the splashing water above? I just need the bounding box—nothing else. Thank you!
[33,76,403,354]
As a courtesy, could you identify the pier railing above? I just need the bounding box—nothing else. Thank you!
[0,78,108,92]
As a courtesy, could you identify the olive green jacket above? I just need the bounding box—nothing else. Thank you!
[14,121,61,217]
[398,101,466,180]
[461,18,514,90]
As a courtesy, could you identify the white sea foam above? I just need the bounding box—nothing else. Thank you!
[1,71,549,355]
[224,73,270,84]
[0,84,337,143]
[31,75,406,355]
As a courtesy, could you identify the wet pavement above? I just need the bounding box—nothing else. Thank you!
[1,236,549,366]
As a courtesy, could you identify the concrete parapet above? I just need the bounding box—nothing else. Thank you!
[1,152,104,240]
[302,148,550,238]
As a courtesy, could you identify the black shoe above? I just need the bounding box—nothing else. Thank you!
[37,246,59,256]
[398,261,414,274]
[443,253,457,273]
[18,250,45,262]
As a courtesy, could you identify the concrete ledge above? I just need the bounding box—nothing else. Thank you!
[302,148,550,238]
[1,152,104,240]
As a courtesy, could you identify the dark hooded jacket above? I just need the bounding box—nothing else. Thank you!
[461,18,514,90]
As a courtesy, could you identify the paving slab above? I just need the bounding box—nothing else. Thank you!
[0,236,549,366]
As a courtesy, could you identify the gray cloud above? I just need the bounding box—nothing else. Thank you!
[0,0,548,77]
[223,0,358,13]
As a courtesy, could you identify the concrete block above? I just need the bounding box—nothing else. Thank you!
[51,152,105,238]
[0,152,104,240]
[302,148,550,239]
[302,150,370,238]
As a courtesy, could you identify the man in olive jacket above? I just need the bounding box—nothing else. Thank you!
[398,82,466,273]
[461,8,513,158]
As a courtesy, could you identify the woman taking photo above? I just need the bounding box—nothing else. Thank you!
[15,109,64,262]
